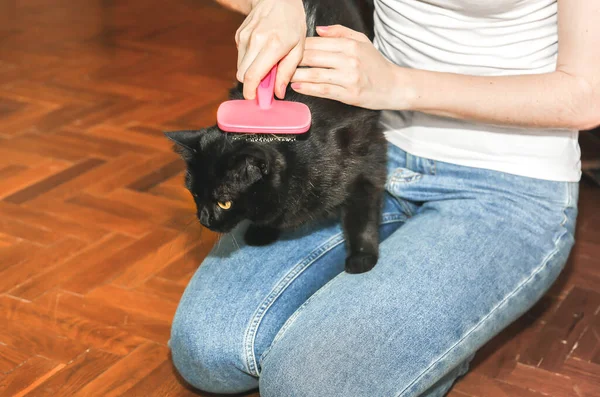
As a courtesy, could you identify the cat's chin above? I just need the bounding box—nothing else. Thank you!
[199,221,239,234]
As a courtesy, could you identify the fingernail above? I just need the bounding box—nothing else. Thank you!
[280,83,287,94]
[291,83,301,90]
[317,26,330,31]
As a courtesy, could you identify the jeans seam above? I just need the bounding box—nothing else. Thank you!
[395,210,572,397]
[256,218,407,374]
[243,232,346,377]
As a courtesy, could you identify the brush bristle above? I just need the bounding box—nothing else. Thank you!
[227,133,297,143]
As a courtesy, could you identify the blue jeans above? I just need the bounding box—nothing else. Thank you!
[169,143,579,396]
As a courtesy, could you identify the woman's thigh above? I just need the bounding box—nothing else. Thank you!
[169,148,410,393]
[258,157,579,397]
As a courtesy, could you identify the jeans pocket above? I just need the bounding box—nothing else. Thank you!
[386,167,422,189]
[385,167,423,212]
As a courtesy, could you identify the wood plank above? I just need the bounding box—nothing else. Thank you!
[0,216,60,246]
[9,234,135,300]
[22,349,121,397]
[148,183,191,203]
[36,291,172,344]
[23,197,155,237]
[60,128,159,157]
[0,164,28,180]
[0,133,88,161]
[469,317,544,380]
[0,238,86,293]
[157,235,217,282]
[87,284,178,322]
[4,158,105,204]
[520,287,600,371]
[106,187,193,225]
[454,373,550,397]
[0,240,39,271]
[0,295,148,356]
[0,344,29,373]
[72,343,169,397]
[137,277,187,303]
[0,356,65,397]
[66,193,154,224]
[0,232,21,248]
[561,358,600,397]
[0,201,108,243]
[60,228,178,294]
[33,154,150,201]
[121,360,199,397]
[498,363,579,397]
[572,310,600,362]
[0,320,89,363]
[83,154,177,196]
[127,159,183,191]
[0,159,72,199]
[111,229,202,288]
[0,146,63,167]
[86,124,174,152]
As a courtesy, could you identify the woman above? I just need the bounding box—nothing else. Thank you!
[169,0,599,395]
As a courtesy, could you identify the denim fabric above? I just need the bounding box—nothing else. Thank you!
[169,143,579,397]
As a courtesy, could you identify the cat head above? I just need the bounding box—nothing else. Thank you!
[165,127,285,233]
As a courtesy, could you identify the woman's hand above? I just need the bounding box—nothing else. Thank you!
[290,25,409,110]
[235,0,306,100]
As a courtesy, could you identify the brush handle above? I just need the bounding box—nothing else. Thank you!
[257,64,277,110]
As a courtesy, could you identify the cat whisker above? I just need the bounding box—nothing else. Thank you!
[216,232,223,251]
[230,232,240,251]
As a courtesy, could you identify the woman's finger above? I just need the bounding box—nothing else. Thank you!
[316,24,370,43]
[236,19,257,72]
[304,36,361,56]
[242,40,291,99]
[291,67,348,87]
[274,43,304,98]
[298,49,347,69]
[290,82,348,102]
[235,15,253,47]
[237,37,261,83]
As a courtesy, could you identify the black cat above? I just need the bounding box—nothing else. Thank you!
[166,0,387,274]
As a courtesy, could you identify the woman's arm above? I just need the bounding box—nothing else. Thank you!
[408,0,600,131]
[291,0,600,131]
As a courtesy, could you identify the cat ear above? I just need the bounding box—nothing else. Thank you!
[229,146,271,185]
[164,130,202,161]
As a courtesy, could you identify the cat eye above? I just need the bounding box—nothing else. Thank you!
[217,201,232,210]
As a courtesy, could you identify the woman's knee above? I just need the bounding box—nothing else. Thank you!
[169,305,258,394]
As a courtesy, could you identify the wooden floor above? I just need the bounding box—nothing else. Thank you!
[0,0,599,396]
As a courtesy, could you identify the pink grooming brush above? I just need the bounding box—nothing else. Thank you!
[217,65,311,137]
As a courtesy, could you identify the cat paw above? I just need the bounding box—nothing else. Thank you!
[244,225,280,246]
[345,253,378,274]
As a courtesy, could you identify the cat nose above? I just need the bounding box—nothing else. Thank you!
[198,208,211,227]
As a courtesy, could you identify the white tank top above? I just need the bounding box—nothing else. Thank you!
[373,0,582,182]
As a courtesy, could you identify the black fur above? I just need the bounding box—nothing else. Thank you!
[166,0,386,274]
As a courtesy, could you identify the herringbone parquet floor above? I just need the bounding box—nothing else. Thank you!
[0,1,599,396]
